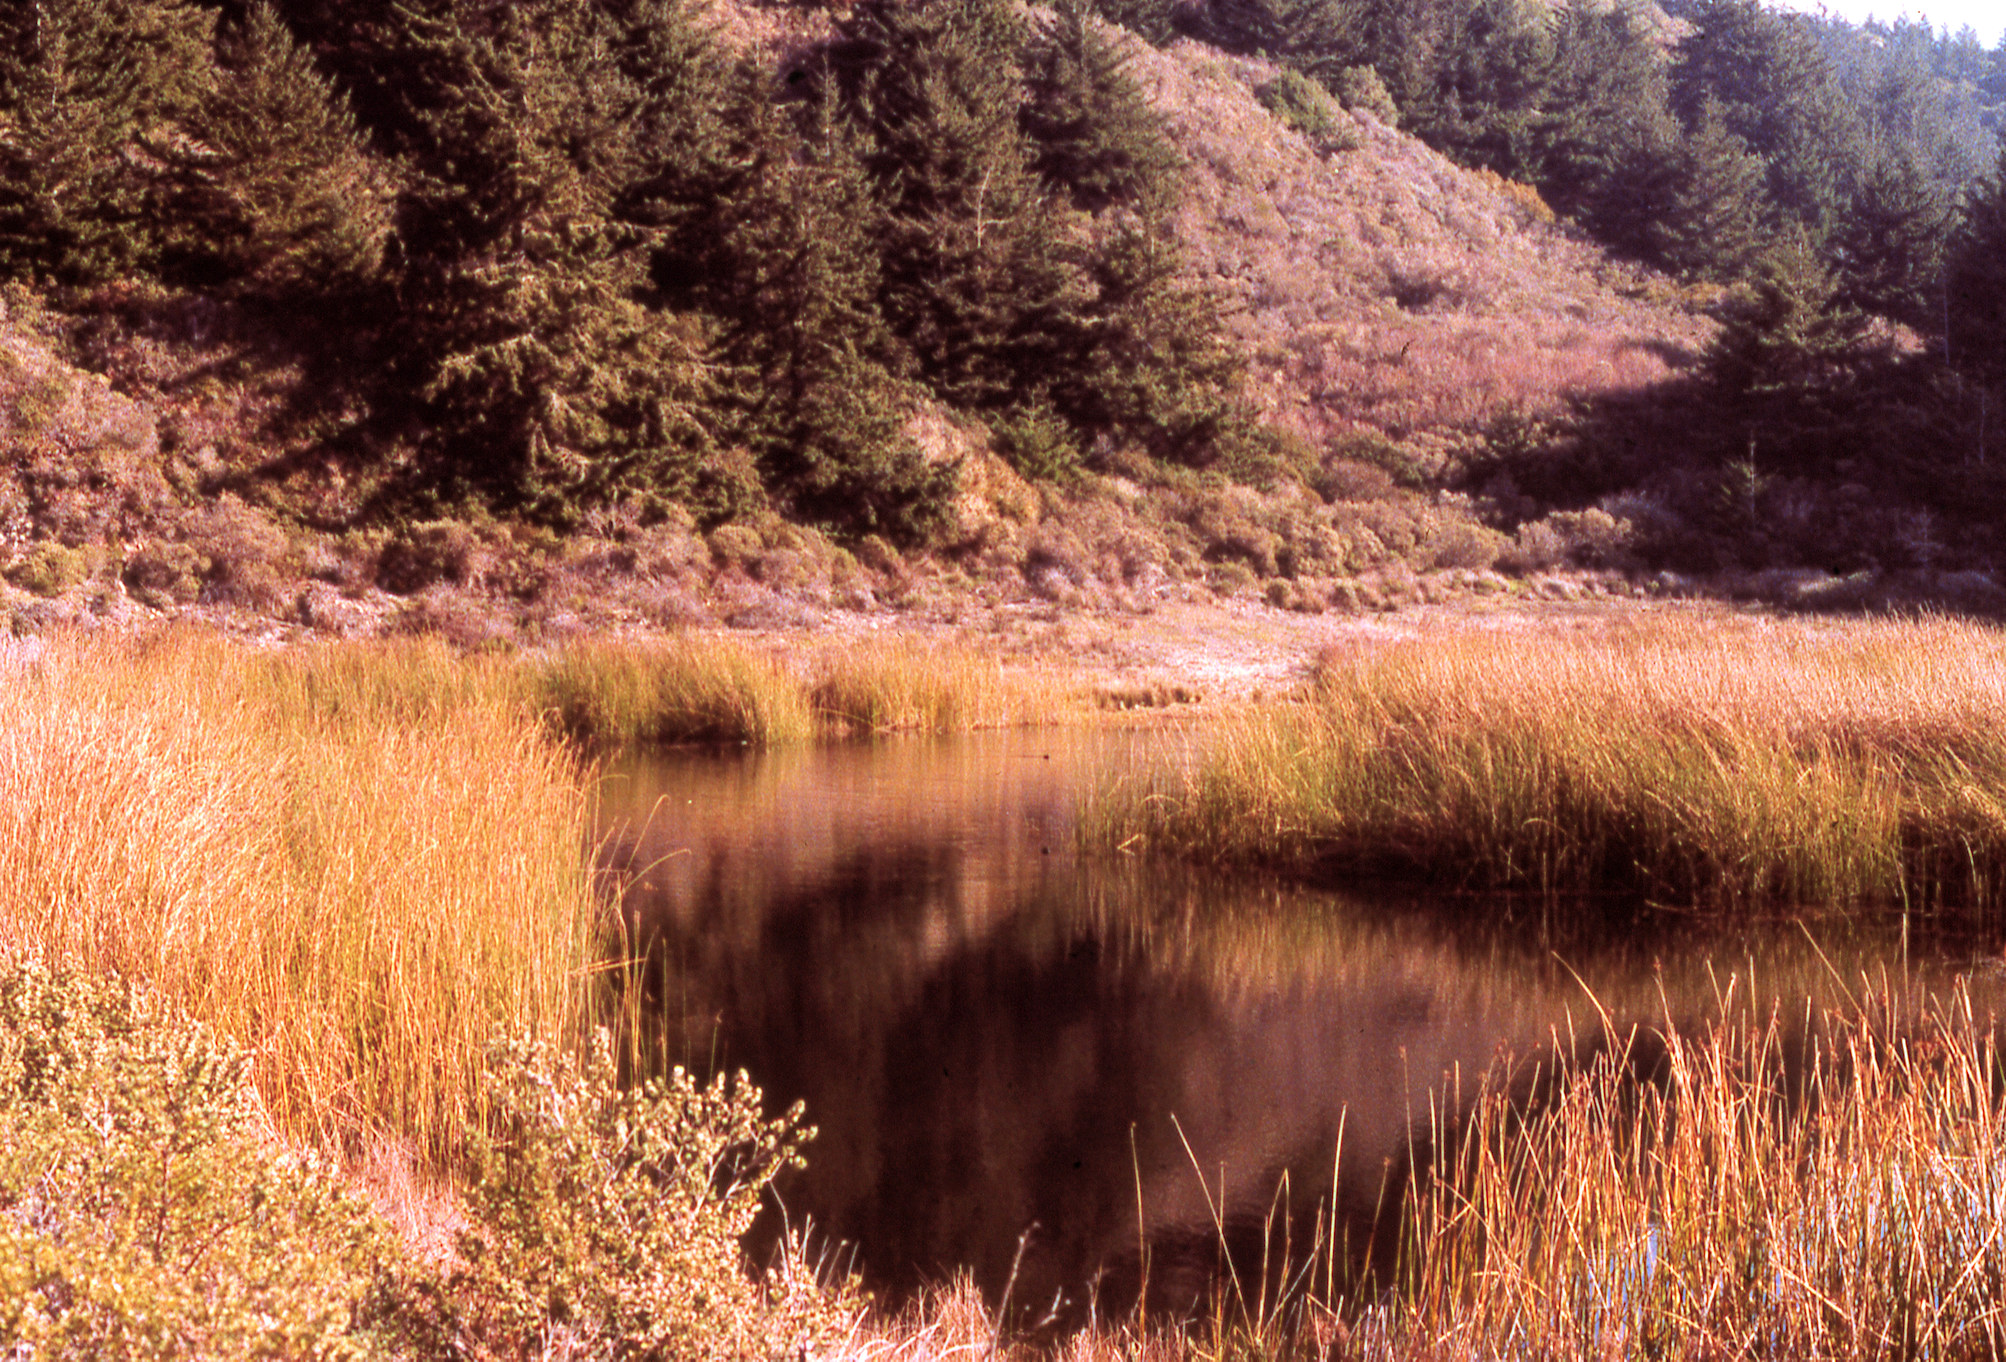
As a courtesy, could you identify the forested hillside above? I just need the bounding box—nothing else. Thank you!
[0,0,2004,636]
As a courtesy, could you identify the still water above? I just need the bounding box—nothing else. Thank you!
[594,728,2006,1325]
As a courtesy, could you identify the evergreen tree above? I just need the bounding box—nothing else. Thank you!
[0,0,214,283]
[1650,98,1771,281]
[669,74,951,537]
[1709,229,1867,404]
[1196,0,1367,86]
[1084,0,1180,48]
[1531,2,1678,237]
[1947,150,2006,382]
[1019,0,1182,214]
[822,0,1076,415]
[159,2,391,304]
[381,0,723,521]
[1670,0,1859,244]
[1829,146,1953,325]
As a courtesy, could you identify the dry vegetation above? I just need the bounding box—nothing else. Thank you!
[1144,41,1713,462]
[1093,612,2006,908]
[0,633,599,1161]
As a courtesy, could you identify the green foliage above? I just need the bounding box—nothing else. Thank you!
[1198,0,1365,85]
[1829,147,1953,325]
[825,0,1071,415]
[1084,0,1180,47]
[1709,231,1867,402]
[1669,0,1857,241]
[1258,69,1355,152]
[0,0,214,283]
[5,541,89,597]
[1649,97,1771,281]
[1021,0,1183,213]
[158,2,390,303]
[1334,64,1398,124]
[991,398,1085,481]
[0,963,391,1358]
[383,0,723,523]
[451,1029,858,1361]
[1947,149,2006,382]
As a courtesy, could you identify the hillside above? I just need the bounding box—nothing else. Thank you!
[10,0,2005,641]
[0,0,1744,645]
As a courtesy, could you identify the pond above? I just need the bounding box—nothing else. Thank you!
[593,727,2006,1328]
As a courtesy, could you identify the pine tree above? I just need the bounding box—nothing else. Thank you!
[823,0,1077,416]
[669,74,951,537]
[1650,98,1771,281]
[0,0,214,283]
[1709,228,1867,406]
[1532,2,1678,234]
[1947,150,2006,382]
[382,0,723,521]
[158,2,390,303]
[1019,0,1182,214]
[1197,0,1367,86]
[1830,147,1952,325]
[1670,0,1859,245]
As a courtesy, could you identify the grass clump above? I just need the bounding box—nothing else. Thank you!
[529,637,817,748]
[1093,614,2006,909]
[810,641,1066,736]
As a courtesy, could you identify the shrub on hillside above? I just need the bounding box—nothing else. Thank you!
[1256,69,1359,154]
[1334,64,1397,125]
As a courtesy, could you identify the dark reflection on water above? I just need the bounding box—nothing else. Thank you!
[594,729,2006,1327]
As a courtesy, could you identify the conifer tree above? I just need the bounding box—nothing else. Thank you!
[1197,0,1366,85]
[1670,0,1858,244]
[1650,98,1771,281]
[160,2,391,304]
[381,0,722,521]
[1019,0,1182,214]
[1946,150,2006,382]
[1830,147,1952,326]
[823,0,1075,415]
[668,74,951,537]
[0,0,214,283]
[1710,230,1864,400]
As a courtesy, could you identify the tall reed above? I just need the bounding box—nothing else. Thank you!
[1093,614,2006,909]
[0,634,598,1161]
[1393,978,2006,1360]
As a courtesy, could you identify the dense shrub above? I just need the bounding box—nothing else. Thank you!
[450,1030,860,1361]
[0,964,392,1358]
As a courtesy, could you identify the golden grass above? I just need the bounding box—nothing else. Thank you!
[1092,614,2006,909]
[1393,977,2006,1360]
[0,629,1076,1165]
[531,635,818,746]
[0,633,598,1162]
[809,640,1073,736]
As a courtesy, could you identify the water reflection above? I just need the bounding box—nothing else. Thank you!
[594,730,2006,1326]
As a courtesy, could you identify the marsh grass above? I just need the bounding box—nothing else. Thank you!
[530,636,818,747]
[810,640,1071,736]
[0,629,1075,1164]
[0,633,598,1162]
[850,976,2006,1362]
[1390,976,2006,1360]
[1093,614,2006,910]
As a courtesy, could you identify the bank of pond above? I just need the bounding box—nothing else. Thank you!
[7,614,2006,1358]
